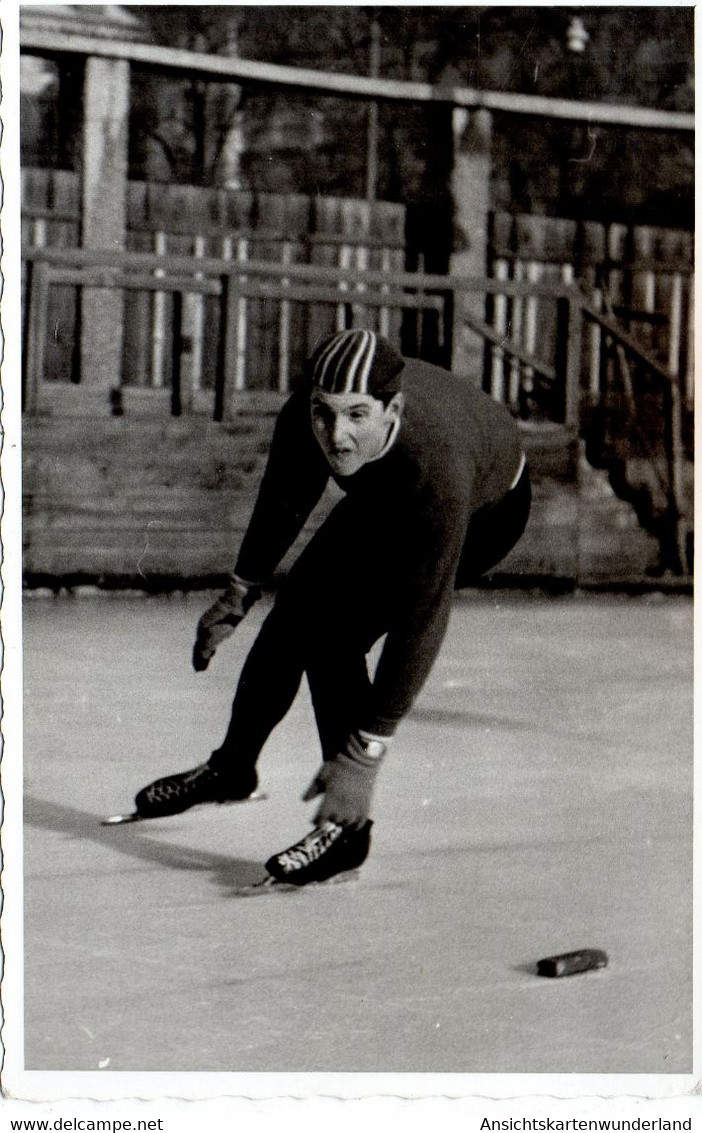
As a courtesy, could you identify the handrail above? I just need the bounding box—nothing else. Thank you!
[45,264,445,311]
[578,287,688,572]
[22,244,574,301]
[578,292,674,388]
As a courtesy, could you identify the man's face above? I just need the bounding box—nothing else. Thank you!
[310,388,403,476]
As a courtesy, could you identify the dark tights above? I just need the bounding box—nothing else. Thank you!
[210,467,531,777]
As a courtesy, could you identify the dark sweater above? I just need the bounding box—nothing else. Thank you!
[236,358,524,735]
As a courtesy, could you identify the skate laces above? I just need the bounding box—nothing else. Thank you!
[144,763,214,803]
[275,821,344,874]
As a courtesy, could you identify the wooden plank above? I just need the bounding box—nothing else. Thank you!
[20,28,695,132]
[224,187,255,233]
[278,241,293,392]
[377,248,392,338]
[284,204,314,390]
[182,234,206,394]
[123,191,154,388]
[21,167,52,213]
[368,200,406,344]
[574,221,607,406]
[339,198,373,331]
[336,243,353,332]
[656,228,692,396]
[354,244,372,330]
[126,184,323,244]
[23,216,46,337]
[306,231,404,250]
[587,288,603,403]
[49,267,218,295]
[170,290,184,415]
[489,211,514,260]
[684,279,694,407]
[511,218,561,410]
[604,223,629,313]
[160,184,213,236]
[267,194,312,391]
[514,214,577,265]
[508,260,524,410]
[24,261,51,412]
[45,170,80,384]
[234,237,249,391]
[661,365,687,572]
[563,294,583,430]
[489,258,508,402]
[652,226,694,270]
[309,197,344,348]
[151,231,168,389]
[216,272,241,419]
[631,227,656,353]
[369,199,405,248]
[206,233,234,401]
[186,234,221,408]
[248,194,286,389]
[20,205,81,223]
[47,265,445,314]
[522,260,542,398]
[204,280,445,310]
[575,220,606,273]
[25,245,575,300]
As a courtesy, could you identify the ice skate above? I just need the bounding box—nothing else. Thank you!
[261,819,372,887]
[102,762,265,825]
[228,819,372,895]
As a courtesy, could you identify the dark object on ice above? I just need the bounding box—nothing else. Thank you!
[536,949,608,978]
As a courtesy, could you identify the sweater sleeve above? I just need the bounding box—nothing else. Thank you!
[360,493,469,736]
[235,392,330,583]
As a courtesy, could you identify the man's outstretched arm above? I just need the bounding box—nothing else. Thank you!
[193,391,329,670]
[235,390,330,584]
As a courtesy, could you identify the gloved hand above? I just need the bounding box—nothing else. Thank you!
[192,575,261,671]
[302,730,390,828]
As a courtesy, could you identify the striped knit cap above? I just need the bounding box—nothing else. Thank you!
[308,330,404,397]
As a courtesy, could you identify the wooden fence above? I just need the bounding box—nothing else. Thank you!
[22,247,453,416]
[22,243,691,570]
[20,169,406,392]
[487,211,694,416]
[21,243,603,435]
[21,170,694,426]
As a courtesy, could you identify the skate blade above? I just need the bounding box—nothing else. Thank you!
[234,869,361,898]
[220,790,268,805]
[100,790,268,826]
[101,812,142,825]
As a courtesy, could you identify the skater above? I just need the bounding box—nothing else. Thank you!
[131,329,531,889]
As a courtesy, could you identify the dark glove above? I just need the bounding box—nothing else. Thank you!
[302,731,390,828]
[192,575,261,671]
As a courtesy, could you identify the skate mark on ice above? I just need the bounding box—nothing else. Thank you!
[410,706,530,731]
